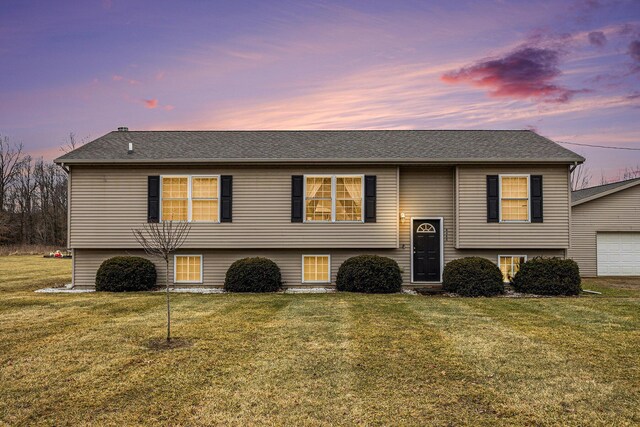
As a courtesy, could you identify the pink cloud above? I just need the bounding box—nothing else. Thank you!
[141,99,174,111]
[144,99,158,109]
[112,74,124,81]
[441,47,583,103]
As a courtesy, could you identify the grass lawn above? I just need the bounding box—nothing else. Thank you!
[1,256,639,426]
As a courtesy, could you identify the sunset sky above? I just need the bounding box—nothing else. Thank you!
[1,0,639,181]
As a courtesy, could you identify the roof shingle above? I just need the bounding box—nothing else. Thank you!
[572,177,640,204]
[54,130,584,164]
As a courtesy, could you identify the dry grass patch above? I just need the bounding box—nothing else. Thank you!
[582,276,640,297]
[0,254,71,292]
[1,256,639,426]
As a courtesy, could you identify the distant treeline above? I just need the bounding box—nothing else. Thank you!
[0,133,84,249]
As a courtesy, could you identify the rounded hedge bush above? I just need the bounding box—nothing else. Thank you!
[511,257,581,295]
[95,256,157,292]
[224,257,282,292]
[336,255,403,293]
[442,257,504,297]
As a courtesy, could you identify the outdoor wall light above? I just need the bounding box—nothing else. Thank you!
[400,212,406,224]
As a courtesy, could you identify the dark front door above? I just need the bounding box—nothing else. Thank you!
[413,219,441,282]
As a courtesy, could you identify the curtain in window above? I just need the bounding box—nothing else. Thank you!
[305,177,332,221]
[339,177,361,198]
[336,177,362,221]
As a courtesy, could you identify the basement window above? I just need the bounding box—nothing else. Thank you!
[498,255,527,282]
[174,255,203,283]
[302,255,330,283]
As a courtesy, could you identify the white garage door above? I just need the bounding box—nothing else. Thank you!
[597,233,640,276]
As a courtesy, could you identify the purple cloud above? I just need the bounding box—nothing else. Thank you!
[588,31,607,47]
[629,40,640,62]
[441,47,581,103]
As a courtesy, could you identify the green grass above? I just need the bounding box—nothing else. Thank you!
[1,256,639,426]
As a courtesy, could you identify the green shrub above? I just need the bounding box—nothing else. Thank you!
[442,257,504,297]
[95,256,157,292]
[224,257,282,292]
[512,257,581,295]
[336,255,403,293]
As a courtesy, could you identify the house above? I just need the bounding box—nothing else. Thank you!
[54,129,584,289]
[569,177,640,277]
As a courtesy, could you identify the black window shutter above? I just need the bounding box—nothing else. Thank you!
[364,175,377,223]
[291,175,303,222]
[487,175,499,223]
[531,175,543,223]
[148,176,160,223]
[220,175,233,222]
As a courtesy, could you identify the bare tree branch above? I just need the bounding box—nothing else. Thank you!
[571,163,591,191]
[59,132,89,154]
[0,134,26,212]
[132,221,191,341]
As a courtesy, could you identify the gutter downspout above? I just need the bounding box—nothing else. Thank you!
[569,161,579,173]
[58,162,70,175]
[58,162,73,287]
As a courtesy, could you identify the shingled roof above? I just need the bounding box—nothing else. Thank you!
[54,130,584,164]
[572,177,640,205]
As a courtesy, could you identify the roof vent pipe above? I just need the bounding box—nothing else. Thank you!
[128,142,133,154]
[118,127,129,132]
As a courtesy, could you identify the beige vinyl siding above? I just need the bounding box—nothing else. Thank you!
[569,184,640,277]
[69,166,398,249]
[74,247,566,288]
[74,248,399,288]
[457,165,570,249]
[397,167,456,276]
[70,164,574,287]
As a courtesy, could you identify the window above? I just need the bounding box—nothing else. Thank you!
[161,176,219,222]
[416,223,436,233]
[162,177,188,221]
[191,177,218,221]
[336,177,363,221]
[499,255,526,282]
[302,255,330,283]
[304,175,363,222]
[500,175,529,222]
[174,255,203,283]
[305,177,332,221]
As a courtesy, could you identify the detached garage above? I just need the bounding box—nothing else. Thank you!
[570,177,640,277]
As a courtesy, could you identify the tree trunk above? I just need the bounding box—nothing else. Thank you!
[165,259,171,342]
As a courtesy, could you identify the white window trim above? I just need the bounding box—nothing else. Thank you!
[159,175,221,223]
[173,254,204,284]
[301,254,331,284]
[497,254,527,282]
[303,174,365,223]
[498,174,531,223]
